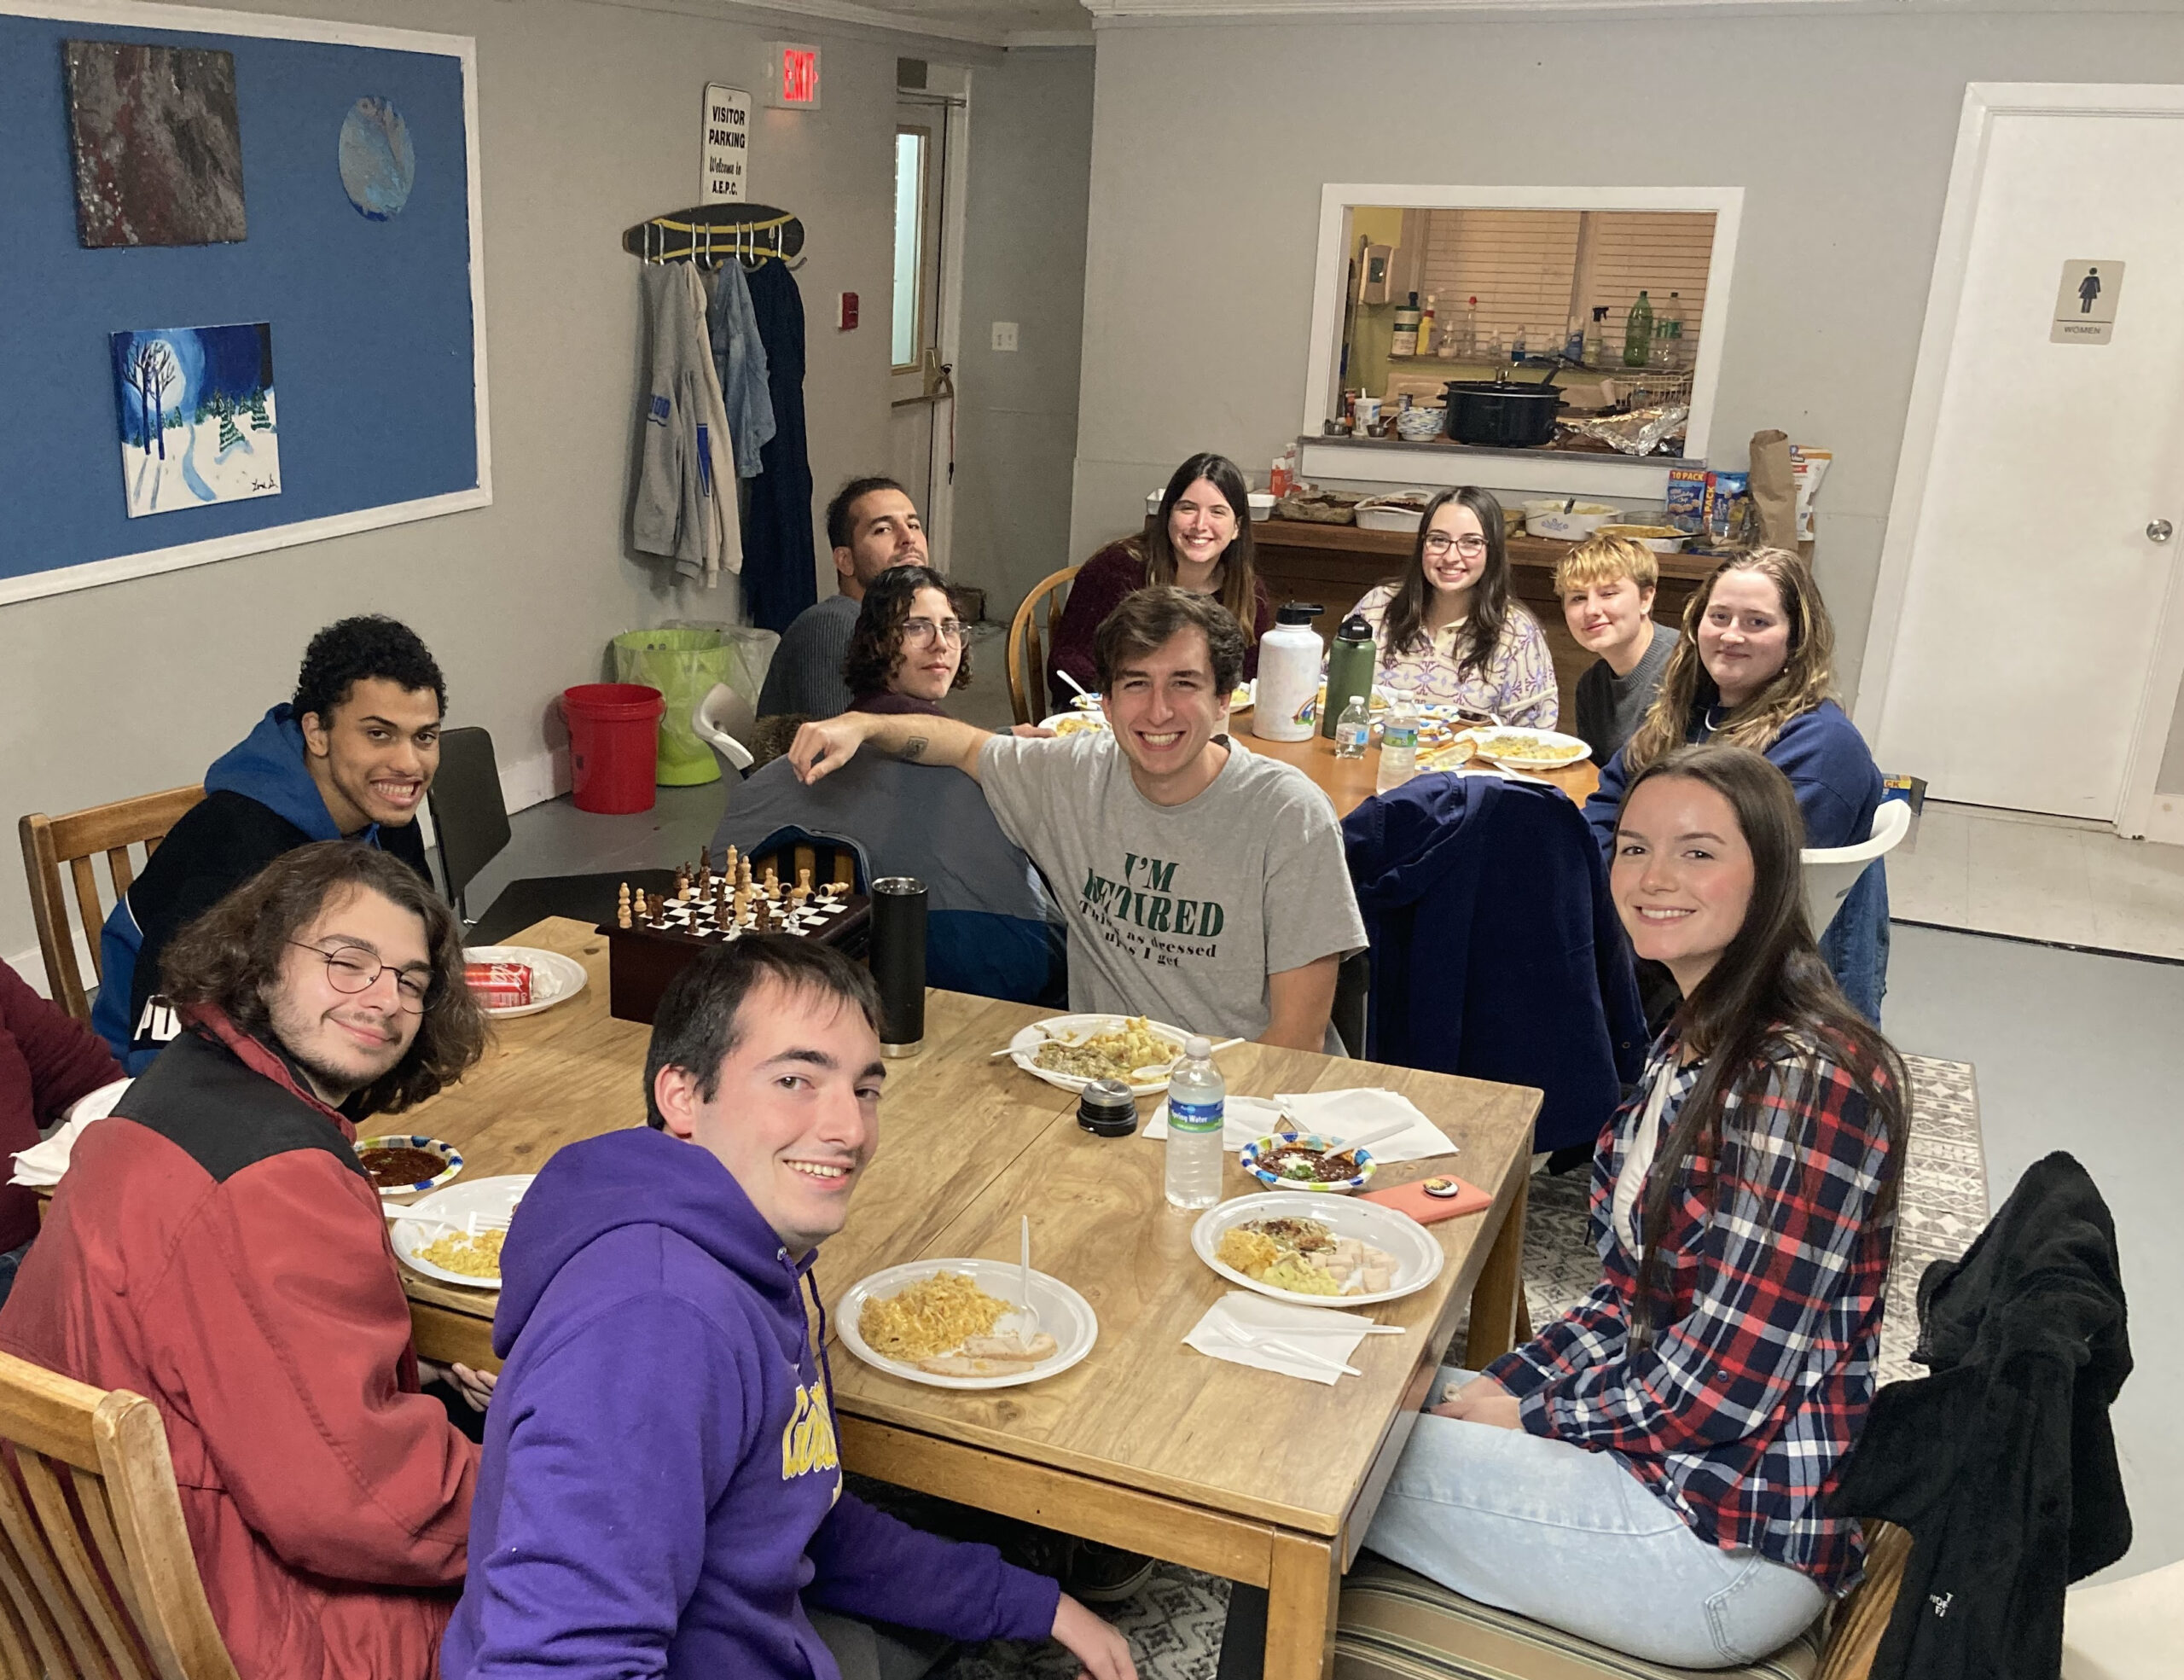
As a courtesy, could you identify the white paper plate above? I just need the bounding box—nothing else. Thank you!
[1454,727,1591,770]
[1037,712,1111,737]
[463,945,588,1018]
[1008,1014,1194,1097]
[836,1259,1098,1390]
[1191,1191,1443,1309]
[390,1174,535,1289]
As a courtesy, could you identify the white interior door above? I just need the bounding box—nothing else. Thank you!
[889,89,962,565]
[1873,96,2184,822]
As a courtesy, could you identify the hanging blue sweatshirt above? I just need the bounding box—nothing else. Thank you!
[90,706,428,1072]
[441,1126,1060,1680]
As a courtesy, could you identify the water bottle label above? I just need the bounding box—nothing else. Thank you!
[1337,722,1368,752]
[1383,723,1419,750]
[1170,1097,1224,1135]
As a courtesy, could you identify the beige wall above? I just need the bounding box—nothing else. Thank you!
[1,0,961,968]
[1071,11,2184,786]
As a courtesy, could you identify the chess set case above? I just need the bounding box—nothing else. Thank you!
[596,884,872,1025]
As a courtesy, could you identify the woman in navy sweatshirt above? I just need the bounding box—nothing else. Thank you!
[1586,550,1888,1019]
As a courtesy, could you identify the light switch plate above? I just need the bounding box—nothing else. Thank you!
[991,321,1019,352]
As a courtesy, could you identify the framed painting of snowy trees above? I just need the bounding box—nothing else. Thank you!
[112,324,280,517]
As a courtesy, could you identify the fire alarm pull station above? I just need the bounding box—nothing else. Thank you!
[839,294,859,331]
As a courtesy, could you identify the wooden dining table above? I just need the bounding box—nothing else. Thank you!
[1242,719,1600,822]
[397,916,1544,1680]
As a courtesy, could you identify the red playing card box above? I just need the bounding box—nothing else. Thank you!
[463,962,531,1009]
[1361,1175,1493,1224]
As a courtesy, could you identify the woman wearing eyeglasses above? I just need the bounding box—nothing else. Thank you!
[1351,486,1558,726]
[842,565,972,717]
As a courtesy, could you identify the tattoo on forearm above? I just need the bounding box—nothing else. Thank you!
[903,735,929,762]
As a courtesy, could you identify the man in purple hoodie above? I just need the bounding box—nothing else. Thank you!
[442,937,1136,1680]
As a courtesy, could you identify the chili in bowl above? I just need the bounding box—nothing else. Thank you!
[1238,1131,1375,1195]
[355,1135,464,1195]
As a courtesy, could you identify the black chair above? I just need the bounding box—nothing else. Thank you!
[427,726,513,926]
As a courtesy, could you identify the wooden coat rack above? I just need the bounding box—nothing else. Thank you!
[622,202,805,268]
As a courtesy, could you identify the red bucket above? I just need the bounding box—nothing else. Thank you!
[562,683,665,814]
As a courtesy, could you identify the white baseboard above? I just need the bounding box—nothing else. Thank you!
[2144,793,2184,847]
[500,748,566,815]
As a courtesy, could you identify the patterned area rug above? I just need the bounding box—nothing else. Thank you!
[930,1055,1987,1680]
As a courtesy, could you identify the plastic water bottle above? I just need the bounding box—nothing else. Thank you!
[1375,688,1420,794]
[1334,695,1370,759]
[1165,1037,1226,1211]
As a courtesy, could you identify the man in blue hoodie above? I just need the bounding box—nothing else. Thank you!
[443,938,1136,1680]
[92,616,444,1072]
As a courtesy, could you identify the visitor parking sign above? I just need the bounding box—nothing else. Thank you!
[2053,259,2123,345]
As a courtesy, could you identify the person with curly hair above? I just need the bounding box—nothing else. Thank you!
[91,615,446,1073]
[1,842,491,1680]
[841,563,971,717]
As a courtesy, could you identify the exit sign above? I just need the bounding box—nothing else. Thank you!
[767,42,821,109]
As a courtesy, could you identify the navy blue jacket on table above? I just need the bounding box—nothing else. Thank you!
[1345,775,1645,1154]
[441,1127,1060,1680]
[90,707,432,1073]
[1585,700,1890,1021]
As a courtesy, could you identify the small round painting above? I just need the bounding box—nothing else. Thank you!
[339,96,415,220]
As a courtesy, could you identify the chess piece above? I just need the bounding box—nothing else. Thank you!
[764,864,778,893]
[675,869,690,903]
[618,882,632,929]
[797,868,813,896]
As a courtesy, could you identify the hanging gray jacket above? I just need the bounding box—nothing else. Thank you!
[632,264,737,579]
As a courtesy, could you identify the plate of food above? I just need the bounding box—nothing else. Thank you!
[1008,1014,1192,1096]
[1239,1132,1375,1195]
[1455,728,1592,771]
[1192,1192,1443,1307]
[1037,711,1111,737]
[836,1259,1097,1389]
[462,946,588,1019]
[389,1174,535,1289]
[355,1135,462,1195]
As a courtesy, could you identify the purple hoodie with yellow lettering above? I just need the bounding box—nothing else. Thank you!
[442,1126,1059,1679]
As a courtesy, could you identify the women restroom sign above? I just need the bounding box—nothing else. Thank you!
[701,84,751,202]
[2053,259,2123,344]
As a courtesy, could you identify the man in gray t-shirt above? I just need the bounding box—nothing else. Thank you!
[787,588,1366,1049]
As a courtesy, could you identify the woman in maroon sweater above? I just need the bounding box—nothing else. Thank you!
[1046,452,1274,712]
[0,961,122,1299]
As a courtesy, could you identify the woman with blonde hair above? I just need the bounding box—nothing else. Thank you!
[1586,549,1888,1017]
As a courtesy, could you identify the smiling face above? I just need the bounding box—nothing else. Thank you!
[835,489,928,598]
[262,885,428,1104]
[1419,501,1488,613]
[300,677,442,834]
[1563,573,1657,662]
[1611,774,1756,996]
[887,585,962,703]
[1101,625,1228,804]
[1166,476,1239,581]
[1698,569,1793,708]
[655,976,885,1258]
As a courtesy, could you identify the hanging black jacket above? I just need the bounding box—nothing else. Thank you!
[1827,1151,2131,1680]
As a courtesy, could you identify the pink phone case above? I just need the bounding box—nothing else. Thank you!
[1361,1175,1493,1224]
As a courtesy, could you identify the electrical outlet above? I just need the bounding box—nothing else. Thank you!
[990,321,1019,352]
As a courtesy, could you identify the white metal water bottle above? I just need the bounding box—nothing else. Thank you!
[1165,1036,1226,1211]
[1252,603,1325,742]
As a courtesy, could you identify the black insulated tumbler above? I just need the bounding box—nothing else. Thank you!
[870,876,927,1056]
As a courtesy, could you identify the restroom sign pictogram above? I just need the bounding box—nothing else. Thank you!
[2052,259,2123,345]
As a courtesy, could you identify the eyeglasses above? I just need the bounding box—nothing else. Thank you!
[902,618,967,646]
[288,941,433,1012]
[1423,533,1490,558]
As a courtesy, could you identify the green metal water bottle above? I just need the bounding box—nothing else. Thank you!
[1321,613,1377,741]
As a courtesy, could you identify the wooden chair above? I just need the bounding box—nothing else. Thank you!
[20,788,205,1022]
[1004,567,1079,727]
[0,1348,238,1679]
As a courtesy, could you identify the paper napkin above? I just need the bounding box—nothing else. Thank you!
[1141,1094,1284,1148]
[1269,1088,1456,1166]
[10,1078,131,1188]
[1184,1291,1374,1385]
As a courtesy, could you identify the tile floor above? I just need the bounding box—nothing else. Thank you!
[1889,800,2184,962]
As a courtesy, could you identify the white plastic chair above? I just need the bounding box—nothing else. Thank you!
[692,682,756,774]
[1800,798,1912,937]
[2062,1559,2184,1678]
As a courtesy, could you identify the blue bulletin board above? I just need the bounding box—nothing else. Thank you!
[0,3,488,606]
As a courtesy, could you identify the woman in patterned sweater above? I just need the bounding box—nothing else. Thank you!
[1363,742,1906,1669]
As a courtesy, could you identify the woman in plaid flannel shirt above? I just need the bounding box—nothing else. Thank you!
[1363,743,1906,1668]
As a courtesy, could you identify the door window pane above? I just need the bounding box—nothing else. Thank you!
[892,131,926,369]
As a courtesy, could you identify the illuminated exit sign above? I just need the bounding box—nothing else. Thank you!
[766,42,821,109]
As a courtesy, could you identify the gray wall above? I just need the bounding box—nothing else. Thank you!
[1071,11,2184,741]
[951,47,1095,618]
[1,0,923,968]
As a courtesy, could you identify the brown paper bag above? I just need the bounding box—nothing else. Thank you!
[1749,430,1798,549]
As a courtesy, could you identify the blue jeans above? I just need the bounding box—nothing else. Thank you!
[1816,861,1890,1024]
[1362,1369,1828,1669]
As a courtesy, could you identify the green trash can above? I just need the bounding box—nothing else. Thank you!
[609,625,751,787]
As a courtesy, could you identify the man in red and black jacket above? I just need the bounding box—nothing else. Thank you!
[0,842,491,1679]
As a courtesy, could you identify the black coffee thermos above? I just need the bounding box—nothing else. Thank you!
[870,876,927,1056]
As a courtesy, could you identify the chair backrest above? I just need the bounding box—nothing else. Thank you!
[426,727,511,916]
[19,788,206,1022]
[1004,567,1080,727]
[691,683,757,773]
[0,1349,239,1680]
[1800,799,1913,939]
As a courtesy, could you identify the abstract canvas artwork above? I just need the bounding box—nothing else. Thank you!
[111,324,280,519]
[65,40,247,248]
[339,96,415,219]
